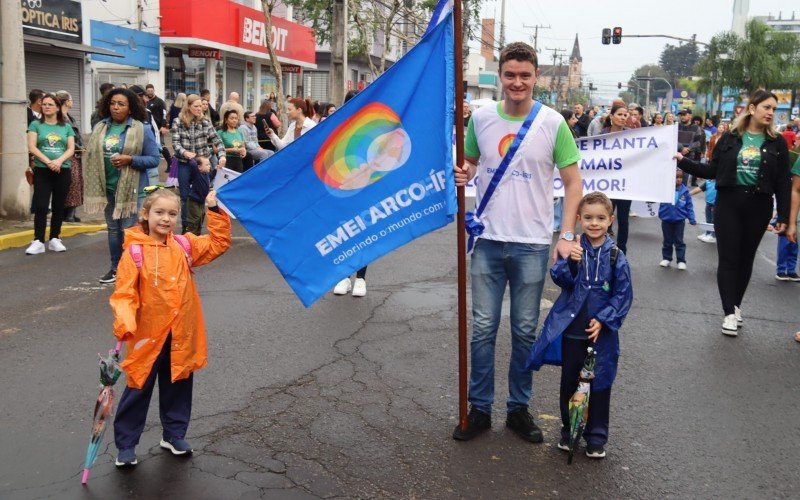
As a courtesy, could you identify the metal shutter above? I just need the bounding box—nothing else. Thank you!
[25,51,83,131]
[305,71,328,102]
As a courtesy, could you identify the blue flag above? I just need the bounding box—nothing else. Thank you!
[217,6,456,307]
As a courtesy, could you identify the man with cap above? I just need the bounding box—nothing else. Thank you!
[677,108,704,185]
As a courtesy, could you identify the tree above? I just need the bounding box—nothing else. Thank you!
[287,0,485,78]
[694,19,800,100]
[261,0,287,132]
[623,64,671,107]
[659,38,701,86]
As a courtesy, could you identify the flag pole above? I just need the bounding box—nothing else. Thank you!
[453,0,468,433]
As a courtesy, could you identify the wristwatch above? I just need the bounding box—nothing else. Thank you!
[559,231,575,242]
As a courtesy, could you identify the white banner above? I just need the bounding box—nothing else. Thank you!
[464,125,677,203]
[630,200,659,218]
[212,167,242,219]
[554,125,677,203]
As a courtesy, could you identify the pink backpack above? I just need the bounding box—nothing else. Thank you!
[129,234,193,274]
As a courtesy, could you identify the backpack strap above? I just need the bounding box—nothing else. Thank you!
[129,244,144,269]
[173,234,194,273]
[610,245,619,267]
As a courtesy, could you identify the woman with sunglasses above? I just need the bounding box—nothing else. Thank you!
[25,93,75,255]
[84,88,161,283]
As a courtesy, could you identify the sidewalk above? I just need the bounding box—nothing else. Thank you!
[0,208,106,251]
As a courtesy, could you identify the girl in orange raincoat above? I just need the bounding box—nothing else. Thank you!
[110,187,231,467]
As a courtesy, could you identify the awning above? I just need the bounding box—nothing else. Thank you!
[24,35,123,57]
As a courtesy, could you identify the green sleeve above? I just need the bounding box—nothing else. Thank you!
[64,124,75,137]
[792,155,800,177]
[27,121,39,134]
[464,116,480,158]
[554,120,582,169]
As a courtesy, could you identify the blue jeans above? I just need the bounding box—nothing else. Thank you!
[661,220,686,263]
[469,239,550,414]
[177,160,192,231]
[776,235,798,274]
[553,197,564,232]
[705,203,715,236]
[105,192,138,270]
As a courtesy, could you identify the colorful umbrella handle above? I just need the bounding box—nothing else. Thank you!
[115,340,123,354]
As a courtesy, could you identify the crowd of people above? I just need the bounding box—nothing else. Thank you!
[16,37,800,474]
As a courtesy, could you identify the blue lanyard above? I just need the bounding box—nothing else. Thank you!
[465,101,543,252]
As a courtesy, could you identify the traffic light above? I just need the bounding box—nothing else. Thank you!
[617,82,622,89]
[612,27,622,44]
[602,28,611,45]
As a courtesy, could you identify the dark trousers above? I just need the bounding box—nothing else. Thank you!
[777,235,798,275]
[611,199,631,253]
[705,204,715,236]
[32,167,71,242]
[114,335,193,450]
[177,160,191,230]
[661,220,686,263]
[185,199,206,235]
[356,266,367,279]
[714,188,773,315]
[560,338,611,446]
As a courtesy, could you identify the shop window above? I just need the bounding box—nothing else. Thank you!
[246,61,255,111]
[164,50,206,102]
[261,65,277,99]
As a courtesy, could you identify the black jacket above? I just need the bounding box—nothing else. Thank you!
[678,131,791,223]
[677,123,704,160]
[146,96,167,129]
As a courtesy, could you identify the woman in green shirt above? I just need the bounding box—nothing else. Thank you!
[677,90,791,337]
[217,110,246,173]
[25,93,75,255]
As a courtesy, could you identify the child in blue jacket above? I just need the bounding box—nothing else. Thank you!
[659,169,696,269]
[526,191,633,459]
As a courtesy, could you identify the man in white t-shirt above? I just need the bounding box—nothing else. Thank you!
[453,42,583,443]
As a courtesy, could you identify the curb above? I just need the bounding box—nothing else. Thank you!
[0,224,107,251]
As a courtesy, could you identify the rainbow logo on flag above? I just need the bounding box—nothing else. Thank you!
[313,103,412,194]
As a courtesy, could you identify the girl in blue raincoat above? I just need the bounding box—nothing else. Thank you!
[526,191,633,459]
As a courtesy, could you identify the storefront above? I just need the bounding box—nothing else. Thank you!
[160,0,316,111]
[21,0,120,132]
[89,20,161,98]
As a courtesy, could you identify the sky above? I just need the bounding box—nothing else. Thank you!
[473,0,798,99]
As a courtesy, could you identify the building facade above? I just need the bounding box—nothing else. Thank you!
[535,35,583,108]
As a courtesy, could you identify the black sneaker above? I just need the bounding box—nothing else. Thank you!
[787,272,800,282]
[505,409,544,443]
[585,443,606,459]
[99,270,116,284]
[557,437,570,451]
[452,408,491,441]
[776,273,790,281]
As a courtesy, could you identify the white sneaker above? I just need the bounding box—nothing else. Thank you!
[659,259,670,267]
[47,238,66,252]
[333,278,352,295]
[734,306,743,327]
[25,239,46,255]
[677,262,687,270]
[697,234,707,241]
[722,314,738,336]
[352,278,367,297]
[705,235,716,243]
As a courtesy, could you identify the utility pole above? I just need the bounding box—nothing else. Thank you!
[498,0,506,49]
[644,71,651,113]
[329,0,347,106]
[522,23,550,53]
[0,0,30,219]
[546,47,566,106]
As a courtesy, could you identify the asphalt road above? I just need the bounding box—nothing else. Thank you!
[0,200,798,499]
